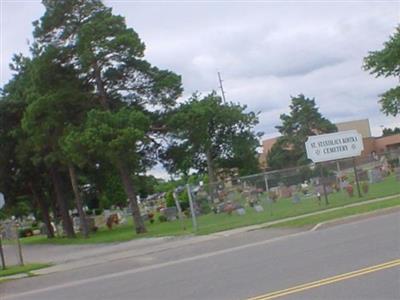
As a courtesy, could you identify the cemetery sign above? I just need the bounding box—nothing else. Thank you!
[305,130,364,163]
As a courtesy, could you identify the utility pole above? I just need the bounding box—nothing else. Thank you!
[217,72,227,103]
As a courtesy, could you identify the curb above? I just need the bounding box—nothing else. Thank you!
[20,194,400,276]
[310,206,400,231]
[0,273,29,283]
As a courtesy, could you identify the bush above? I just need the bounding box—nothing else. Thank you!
[158,215,167,222]
[362,182,369,194]
[93,208,103,216]
[19,228,34,238]
[165,191,175,208]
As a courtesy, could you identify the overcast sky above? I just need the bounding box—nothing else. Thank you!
[1,0,399,177]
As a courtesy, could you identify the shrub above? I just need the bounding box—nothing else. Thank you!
[158,215,167,222]
[93,208,103,216]
[165,191,175,208]
[19,228,34,238]
[362,182,369,194]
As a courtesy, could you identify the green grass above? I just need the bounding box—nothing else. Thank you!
[0,263,51,278]
[19,175,400,245]
[268,196,400,228]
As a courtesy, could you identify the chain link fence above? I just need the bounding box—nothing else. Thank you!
[186,150,400,232]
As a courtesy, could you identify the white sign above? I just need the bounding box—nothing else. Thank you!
[305,130,364,163]
[0,193,4,209]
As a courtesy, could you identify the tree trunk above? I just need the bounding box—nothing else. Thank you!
[49,187,59,227]
[30,183,54,239]
[94,66,110,110]
[206,149,216,201]
[68,164,89,238]
[93,69,145,234]
[50,166,75,238]
[116,160,146,234]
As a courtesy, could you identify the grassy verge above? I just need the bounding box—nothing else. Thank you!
[18,175,400,245]
[0,263,51,278]
[268,196,400,228]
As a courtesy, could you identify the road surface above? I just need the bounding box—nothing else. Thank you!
[1,212,399,300]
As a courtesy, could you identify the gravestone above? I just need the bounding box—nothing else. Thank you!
[279,186,292,198]
[254,205,264,212]
[0,221,17,240]
[103,209,111,218]
[292,193,301,204]
[315,185,332,195]
[395,167,400,181]
[140,214,149,222]
[236,208,246,215]
[368,168,383,184]
[357,170,368,181]
[94,215,106,228]
[86,217,97,232]
[73,216,81,232]
[162,207,178,221]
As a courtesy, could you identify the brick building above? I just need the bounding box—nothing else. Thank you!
[260,119,400,169]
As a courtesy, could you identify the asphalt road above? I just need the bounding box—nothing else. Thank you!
[1,212,399,300]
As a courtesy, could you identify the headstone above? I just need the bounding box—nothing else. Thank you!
[94,215,106,227]
[368,168,383,184]
[0,221,16,239]
[140,214,149,222]
[395,167,400,181]
[315,185,332,195]
[279,186,292,198]
[72,217,81,232]
[103,209,111,218]
[236,208,246,215]
[340,180,349,190]
[357,170,368,181]
[0,192,4,209]
[254,205,264,212]
[292,193,301,204]
[162,207,178,221]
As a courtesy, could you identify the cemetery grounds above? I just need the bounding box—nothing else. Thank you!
[17,150,400,245]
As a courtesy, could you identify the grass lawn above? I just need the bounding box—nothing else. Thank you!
[19,175,400,245]
[0,263,51,278]
[268,196,400,228]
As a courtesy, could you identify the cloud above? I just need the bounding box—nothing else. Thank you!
[1,1,399,178]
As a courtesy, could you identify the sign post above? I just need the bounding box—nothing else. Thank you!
[352,158,362,198]
[319,163,329,205]
[306,130,364,202]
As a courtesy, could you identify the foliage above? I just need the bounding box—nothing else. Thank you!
[165,191,175,208]
[163,92,262,180]
[63,108,150,168]
[382,127,400,136]
[267,94,337,169]
[32,0,182,234]
[158,215,167,223]
[19,176,400,244]
[364,25,400,116]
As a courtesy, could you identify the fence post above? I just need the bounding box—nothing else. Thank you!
[320,163,329,205]
[186,184,198,232]
[336,161,342,191]
[264,173,270,195]
[352,157,362,198]
[173,191,186,231]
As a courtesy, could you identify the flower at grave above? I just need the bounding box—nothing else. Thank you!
[346,185,354,197]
